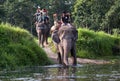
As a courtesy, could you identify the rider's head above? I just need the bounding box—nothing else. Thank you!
[53,13,57,17]
[37,6,40,9]
[61,14,69,23]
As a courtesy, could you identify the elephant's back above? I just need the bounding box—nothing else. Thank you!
[59,25,76,39]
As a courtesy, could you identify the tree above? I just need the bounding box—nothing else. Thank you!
[72,0,114,31]
[101,0,120,33]
[0,0,76,35]
[2,0,35,33]
[0,4,5,23]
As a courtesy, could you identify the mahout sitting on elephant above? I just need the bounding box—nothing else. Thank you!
[51,12,78,66]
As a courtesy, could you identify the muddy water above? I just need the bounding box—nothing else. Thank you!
[0,64,120,81]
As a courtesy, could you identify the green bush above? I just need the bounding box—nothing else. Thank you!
[77,28,120,58]
[0,23,51,69]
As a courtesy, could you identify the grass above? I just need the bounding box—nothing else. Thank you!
[0,23,52,70]
[76,28,120,59]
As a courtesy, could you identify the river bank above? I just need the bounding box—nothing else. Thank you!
[43,46,110,65]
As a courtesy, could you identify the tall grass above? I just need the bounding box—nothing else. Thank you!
[0,23,51,70]
[76,28,120,58]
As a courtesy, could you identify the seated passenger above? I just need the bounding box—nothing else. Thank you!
[61,11,71,27]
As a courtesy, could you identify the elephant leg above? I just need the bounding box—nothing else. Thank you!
[37,30,41,46]
[63,48,69,66]
[41,29,46,47]
[44,29,47,46]
[58,44,64,65]
[71,44,77,66]
[45,29,49,45]
[46,27,50,45]
[43,33,46,46]
[44,35,47,45]
[45,35,49,44]
[41,34,45,47]
[44,34,48,45]
[63,39,71,66]
[53,43,62,64]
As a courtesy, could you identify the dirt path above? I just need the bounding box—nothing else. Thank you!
[43,46,110,64]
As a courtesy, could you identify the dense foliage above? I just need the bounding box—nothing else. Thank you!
[73,0,120,34]
[0,0,75,35]
[76,28,120,58]
[0,0,119,35]
[0,23,51,69]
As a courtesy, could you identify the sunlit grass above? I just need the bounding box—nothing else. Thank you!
[0,23,52,70]
[77,28,120,59]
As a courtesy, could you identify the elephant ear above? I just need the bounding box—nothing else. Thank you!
[52,30,60,44]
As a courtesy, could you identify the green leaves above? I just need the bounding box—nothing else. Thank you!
[73,0,120,32]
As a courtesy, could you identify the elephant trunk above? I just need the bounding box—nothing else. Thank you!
[62,39,73,66]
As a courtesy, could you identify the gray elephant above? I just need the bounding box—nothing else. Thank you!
[35,16,50,47]
[36,22,46,47]
[51,23,78,66]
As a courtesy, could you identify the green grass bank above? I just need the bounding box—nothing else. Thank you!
[76,28,120,59]
[0,23,51,70]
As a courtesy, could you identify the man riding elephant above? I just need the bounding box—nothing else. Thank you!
[34,7,50,47]
[51,12,78,66]
[35,12,45,47]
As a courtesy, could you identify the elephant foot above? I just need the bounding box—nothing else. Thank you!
[63,62,69,67]
[71,57,77,66]
[72,63,77,66]
[63,61,69,67]
[71,60,77,66]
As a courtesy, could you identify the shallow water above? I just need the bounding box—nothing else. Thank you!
[0,63,120,81]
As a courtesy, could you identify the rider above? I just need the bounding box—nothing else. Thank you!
[61,11,71,27]
[34,7,49,25]
[36,6,41,13]
[34,6,42,23]
[42,8,48,17]
[51,13,62,33]
[43,9,49,24]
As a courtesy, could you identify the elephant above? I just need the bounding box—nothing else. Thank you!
[36,22,46,47]
[51,23,78,66]
[35,16,50,47]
